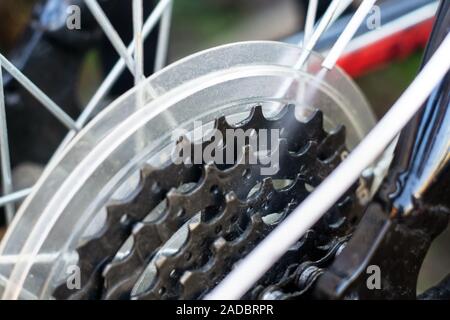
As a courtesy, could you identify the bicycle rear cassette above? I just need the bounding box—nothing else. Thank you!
[0,41,376,300]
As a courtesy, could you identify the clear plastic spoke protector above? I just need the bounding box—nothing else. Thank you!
[0,41,376,299]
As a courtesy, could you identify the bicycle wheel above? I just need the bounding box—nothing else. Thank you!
[0,0,448,300]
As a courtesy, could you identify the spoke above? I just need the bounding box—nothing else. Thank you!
[132,0,146,150]
[154,0,173,72]
[322,0,378,69]
[0,253,58,264]
[330,0,355,27]
[0,54,78,131]
[133,0,144,85]
[51,0,172,159]
[0,188,31,207]
[84,0,136,75]
[301,0,353,46]
[342,1,438,57]
[295,0,352,69]
[303,0,318,44]
[0,63,15,223]
[276,0,352,99]
[0,1,173,210]
[206,33,450,300]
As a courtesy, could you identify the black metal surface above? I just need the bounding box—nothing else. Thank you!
[53,105,361,300]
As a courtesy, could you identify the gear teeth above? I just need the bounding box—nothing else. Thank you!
[155,255,168,269]
[106,138,333,299]
[53,160,204,299]
[214,105,330,153]
[217,105,266,133]
[214,116,228,136]
[100,221,163,299]
[188,220,201,232]
[254,178,275,202]
[277,104,298,129]
[54,165,163,299]
[102,150,257,300]
[244,105,266,128]
[132,193,250,299]
[318,125,346,161]
[133,174,310,300]
[284,109,324,151]
[307,109,324,129]
[54,104,352,300]
[213,236,228,251]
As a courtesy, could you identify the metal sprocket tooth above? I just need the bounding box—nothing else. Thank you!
[54,131,224,299]
[102,135,338,299]
[178,215,268,300]
[54,154,204,299]
[132,191,262,300]
[317,125,346,160]
[100,145,256,298]
[52,104,348,300]
[247,190,363,300]
[102,143,275,298]
[149,178,361,300]
[101,106,343,299]
[276,139,341,186]
[215,105,328,152]
[131,175,309,300]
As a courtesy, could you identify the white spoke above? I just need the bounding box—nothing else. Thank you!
[154,0,173,72]
[0,188,31,207]
[331,0,355,26]
[82,0,171,118]
[302,0,353,46]
[0,63,15,223]
[0,2,174,210]
[132,0,146,150]
[322,0,378,69]
[276,0,351,98]
[295,0,352,69]
[303,0,318,44]
[206,33,450,300]
[0,54,78,131]
[84,0,136,75]
[51,0,172,159]
[133,0,144,85]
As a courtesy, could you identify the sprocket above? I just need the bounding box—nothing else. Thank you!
[53,104,361,300]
